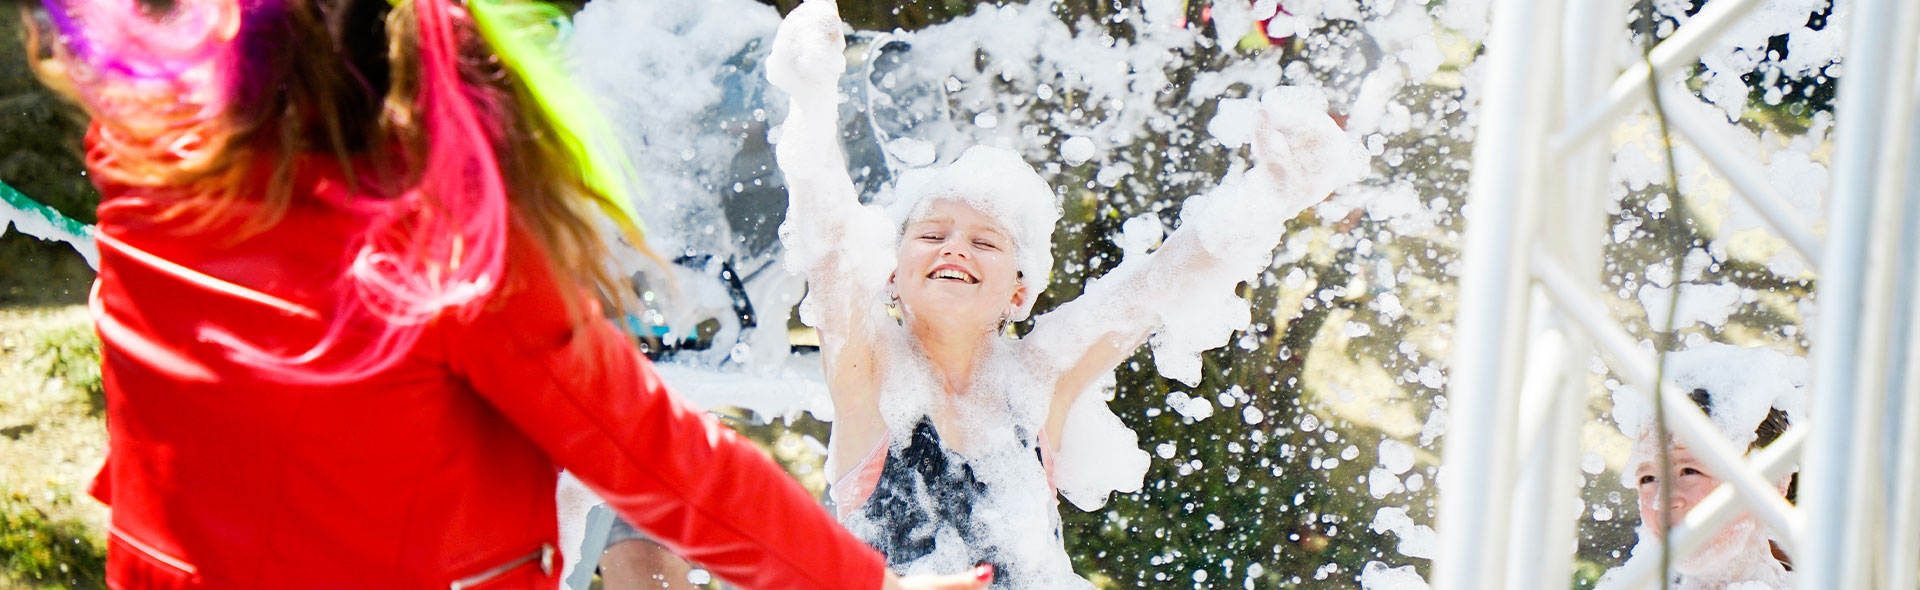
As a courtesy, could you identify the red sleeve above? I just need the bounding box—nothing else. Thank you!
[446,236,886,590]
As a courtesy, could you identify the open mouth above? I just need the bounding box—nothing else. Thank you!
[928,266,979,284]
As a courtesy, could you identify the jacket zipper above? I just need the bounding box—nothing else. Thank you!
[108,525,200,575]
[448,544,554,590]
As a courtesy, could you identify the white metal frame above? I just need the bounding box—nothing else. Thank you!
[1432,0,1920,588]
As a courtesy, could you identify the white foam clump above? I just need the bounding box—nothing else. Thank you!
[1608,343,1808,448]
[1678,0,1842,121]
[1361,0,1445,82]
[1594,520,1793,590]
[1052,373,1152,511]
[1129,86,1366,384]
[1369,506,1438,560]
[1207,0,1259,48]
[1060,136,1097,166]
[1360,561,1431,590]
[652,355,835,421]
[1637,283,1749,329]
[1378,439,1416,474]
[565,0,782,261]
[1116,213,1164,261]
[1165,390,1215,421]
[0,197,100,269]
[554,472,598,582]
[1368,439,1417,497]
[888,138,939,167]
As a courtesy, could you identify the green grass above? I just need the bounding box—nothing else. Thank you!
[30,325,102,416]
[0,489,105,590]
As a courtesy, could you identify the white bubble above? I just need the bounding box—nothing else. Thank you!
[1580,453,1606,475]
[1061,136,1097,165]
[886,138,938,167]
[1378,439,1415,475]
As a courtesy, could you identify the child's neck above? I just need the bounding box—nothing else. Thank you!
[909,320,997,396]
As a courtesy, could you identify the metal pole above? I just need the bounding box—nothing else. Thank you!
[1514,1,1627,586]
[1799,0,1906,585]
[1504,302,1573,590]
[1431,0,1555,585]
[1656,91,1822,263]
[1546,0,1770,154]
[1841,2,1920,583]
[1886,53,1920,590]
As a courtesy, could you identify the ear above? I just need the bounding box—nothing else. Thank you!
[1008,282,1029,313]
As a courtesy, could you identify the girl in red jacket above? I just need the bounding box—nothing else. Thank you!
[26,0,991,587]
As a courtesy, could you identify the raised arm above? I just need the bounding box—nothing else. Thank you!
[1029,88,1367,433]
[765,0,895,344]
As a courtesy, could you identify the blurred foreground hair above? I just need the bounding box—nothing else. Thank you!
[27,0,651,383]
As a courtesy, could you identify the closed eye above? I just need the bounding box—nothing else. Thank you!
[919,233,944,241]
[973,240,999,250]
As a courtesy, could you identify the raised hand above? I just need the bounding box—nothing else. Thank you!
[1249,87,1367,202]
[766,0,847,107]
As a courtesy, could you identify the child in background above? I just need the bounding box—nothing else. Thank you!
[1601,344,1802,590]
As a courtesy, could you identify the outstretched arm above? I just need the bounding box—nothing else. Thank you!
[764,0,897,465]
[766,0,893,338]
[766,0,894,368]
[1028,88,1367,440]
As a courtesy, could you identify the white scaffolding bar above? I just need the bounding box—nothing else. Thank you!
[1799,0,1918,587]
[1547,0,1769,154]
[1887,78,1920,590]
[1438,0,1920,588]
[1427,0,1557,585]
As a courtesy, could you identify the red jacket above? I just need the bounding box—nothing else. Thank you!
[86,147,885,589]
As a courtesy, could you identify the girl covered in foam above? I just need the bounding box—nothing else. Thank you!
[764,0,1366,587]
[1598,344,1805,590]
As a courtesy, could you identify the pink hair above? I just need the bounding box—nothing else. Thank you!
[44,0,537,384]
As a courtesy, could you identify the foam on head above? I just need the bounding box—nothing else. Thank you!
[885,145,1061,322]
[1613,343,1807,487]
[1611,343,1806,445]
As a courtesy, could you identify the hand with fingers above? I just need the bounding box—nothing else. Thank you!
[884,565,995,590]
[1249,87,1367,203]
[766,0,847,109]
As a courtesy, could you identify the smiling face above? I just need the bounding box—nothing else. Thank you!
[893,199,1027,335]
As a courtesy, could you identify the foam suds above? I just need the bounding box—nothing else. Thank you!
[1609,343,1808,448]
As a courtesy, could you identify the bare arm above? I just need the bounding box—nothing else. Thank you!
[765,0,894,464]
[1028,88,1368,443]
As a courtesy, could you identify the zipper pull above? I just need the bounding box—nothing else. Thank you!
[540,543,555,576]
